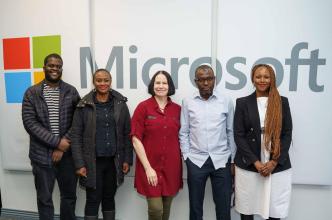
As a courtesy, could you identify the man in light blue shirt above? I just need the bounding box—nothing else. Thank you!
[179,65,236,220]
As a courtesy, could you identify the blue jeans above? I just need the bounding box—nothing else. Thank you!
[186,157,232,220]
[32,154,77,220]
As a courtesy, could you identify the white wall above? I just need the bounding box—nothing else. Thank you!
[1,0,332,219]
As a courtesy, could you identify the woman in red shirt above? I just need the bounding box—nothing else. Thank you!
[131,70,182,220]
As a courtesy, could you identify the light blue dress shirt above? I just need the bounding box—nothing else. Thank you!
[179,90,236,169]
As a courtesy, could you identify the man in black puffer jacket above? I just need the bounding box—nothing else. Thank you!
[22,53,80,220]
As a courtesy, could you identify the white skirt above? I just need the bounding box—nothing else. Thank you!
[235,166,292,219]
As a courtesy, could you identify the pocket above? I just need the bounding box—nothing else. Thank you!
[144,119,158,126]
[144,117,162,130]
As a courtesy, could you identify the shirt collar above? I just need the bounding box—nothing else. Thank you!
[43,82,60,90]
[193,89,218,100]
[150,96,173,109]
[93,91,113,104]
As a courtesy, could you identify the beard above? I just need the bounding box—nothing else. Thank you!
[45,72,62,83]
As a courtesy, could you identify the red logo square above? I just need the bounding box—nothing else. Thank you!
[3,37,31,70]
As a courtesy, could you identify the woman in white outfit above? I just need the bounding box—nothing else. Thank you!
[233,64,293,220]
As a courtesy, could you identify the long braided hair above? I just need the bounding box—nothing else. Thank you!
[251,64,282,160]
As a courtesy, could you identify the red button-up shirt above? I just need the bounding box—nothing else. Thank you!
[131,97,183,197]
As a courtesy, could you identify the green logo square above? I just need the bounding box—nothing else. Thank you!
[32,35,61,68]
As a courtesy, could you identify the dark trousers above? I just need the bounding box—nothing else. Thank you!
[31,154,77,220]
[85,157,117,216]
[186,157,232,220]
[241,214,280,220]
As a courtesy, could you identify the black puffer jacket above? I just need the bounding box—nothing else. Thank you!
[22,80,80,166]
[71,90,133,188]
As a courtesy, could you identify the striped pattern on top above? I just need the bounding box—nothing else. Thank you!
[43,83,60,136]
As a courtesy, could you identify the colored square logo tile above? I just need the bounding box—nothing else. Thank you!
[32,35,61,68]
[33,71,44,84]
[4,72,31,103]
[3,37,31,70]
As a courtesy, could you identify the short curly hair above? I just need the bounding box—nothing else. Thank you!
[43,53,63,66]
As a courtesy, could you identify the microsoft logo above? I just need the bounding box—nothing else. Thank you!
[2,35,61,103]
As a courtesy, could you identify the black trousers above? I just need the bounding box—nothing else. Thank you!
[85,157,117,216]
[186,157,232,220]
[31,154,77,220]
[241,214,280,220]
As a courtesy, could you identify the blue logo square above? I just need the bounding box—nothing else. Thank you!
[4,72,31,103]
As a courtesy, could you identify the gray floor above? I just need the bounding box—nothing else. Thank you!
[0,215,37,220]
[0,217,43,220]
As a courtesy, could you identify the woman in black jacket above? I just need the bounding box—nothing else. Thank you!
[234,64,293,220]
[71,69,133,220]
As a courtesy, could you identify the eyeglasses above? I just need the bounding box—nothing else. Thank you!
[195,76,215,83]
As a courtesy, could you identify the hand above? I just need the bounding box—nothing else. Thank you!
[254,160,265,175]
[122,162,130,174]
[145,167,158,187]
[52,149,63,163]
[76,167,87,177]
[261,160,277,177]
[57,137,71,152]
